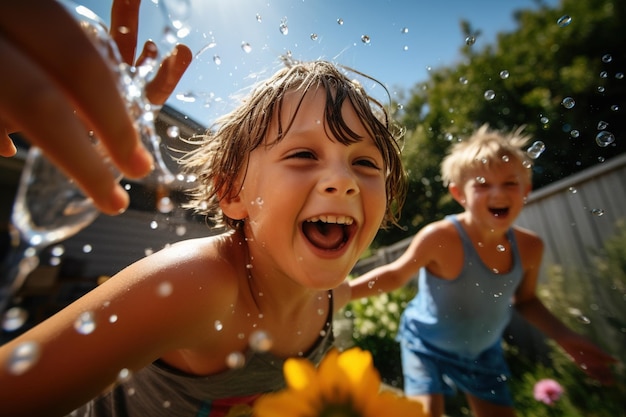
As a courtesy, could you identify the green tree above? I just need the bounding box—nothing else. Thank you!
[375,0,625,247]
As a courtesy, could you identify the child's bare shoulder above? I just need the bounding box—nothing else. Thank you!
[119,234,243,310]
[512,225,544,263]
[512,225,543,245]
[419,218,460,242]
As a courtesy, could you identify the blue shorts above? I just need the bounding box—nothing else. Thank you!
[400,341,513,406]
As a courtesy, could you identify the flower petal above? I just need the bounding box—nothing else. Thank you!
[365,391,426,417]
[253,391,318,417]
[284,356,317,391]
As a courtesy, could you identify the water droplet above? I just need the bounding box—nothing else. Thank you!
[540,116,549,125]
[249,330,273,352]
[2,307,28,332]
[241,42,252,53]
[577,315,591,324]
[150,220,158,230]
[256,14,262,23]
[459,76,468,85]
[214,320,223,331]
[570,129,580,138]
[595,131,615,147]
[600,71,608,79]
[118,368,132,382]
[616,72,624,79]
[166,125,180,138]
[109,314,118,323]
[175,225,187,236]
[610,104,620,112]
[499,70,510,79]
[401,27,409,34]
[597,120,609,130]
[484,90,495,100]
[496,245,506,252]
[6,341,40,375]
[226,351,246,369]
[527,141,546,159]
[465,35,476,46]
[568,186,577,194]
[561,97,575,109]
[310,33,318,41]
[601,54,612,63]
[501,155,510,162]
[590,208,605,217]
[557,15,572,27]
[337,18,344,25]
[361,34,371,44]
[157,281,173,297]
[597,86,605,93]
[74,311,96,335]
[279,18,288,35]
[157,196,174,213]
[213,55,221,65]
[476,176,486,184]
[522,160,532,169]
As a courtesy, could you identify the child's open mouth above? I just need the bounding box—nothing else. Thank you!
[302,215,355,251]
[489,207,509,217]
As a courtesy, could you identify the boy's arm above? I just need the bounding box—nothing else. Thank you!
[514,232,617,384]
[348,222,446,301]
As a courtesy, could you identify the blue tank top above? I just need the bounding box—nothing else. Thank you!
[398,215,523,359]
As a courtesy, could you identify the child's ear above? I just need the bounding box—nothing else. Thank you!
[217,179,248,221]
[449,182,466,206]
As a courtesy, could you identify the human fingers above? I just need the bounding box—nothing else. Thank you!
[0,37,130,215]
[145,44,193,105]
[0,121,17,157]
[0,1,152,180]
[110,0,141,65]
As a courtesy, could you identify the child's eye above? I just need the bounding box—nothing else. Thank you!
[289,150,316,160]
[354,158,381,170]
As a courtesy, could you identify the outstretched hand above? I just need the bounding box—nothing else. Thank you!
[0,0,192,215]
[561,334,618,385]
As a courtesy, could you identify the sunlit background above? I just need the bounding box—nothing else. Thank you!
[78,0,558,126]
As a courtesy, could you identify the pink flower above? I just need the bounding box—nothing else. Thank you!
[533,378,564,405]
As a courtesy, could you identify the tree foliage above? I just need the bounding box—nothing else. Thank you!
[375,0,625,247]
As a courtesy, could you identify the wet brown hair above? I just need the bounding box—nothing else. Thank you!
[180,60,407,229]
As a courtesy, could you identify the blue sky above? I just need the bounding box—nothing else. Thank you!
[76,0,560,126]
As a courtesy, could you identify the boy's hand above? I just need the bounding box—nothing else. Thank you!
[561,334,618,385]
[0,0,191,215]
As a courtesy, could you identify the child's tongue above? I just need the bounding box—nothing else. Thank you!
[302,222,345,250]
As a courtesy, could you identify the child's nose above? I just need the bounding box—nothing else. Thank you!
[319,166,359,196]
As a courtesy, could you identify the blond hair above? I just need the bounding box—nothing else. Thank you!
[180,60,407,229]
[441,124,533,186]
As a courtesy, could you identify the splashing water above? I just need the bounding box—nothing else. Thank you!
[527,141,546,159]
[557,15,572,27]
[595,131,615,147]
[6,341,41,375]
[561,97,575,109]
[74,311,96,335]
[249,330,273,352]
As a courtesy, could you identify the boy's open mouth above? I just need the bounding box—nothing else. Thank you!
[489,207,509,217]
[302,215,355,250]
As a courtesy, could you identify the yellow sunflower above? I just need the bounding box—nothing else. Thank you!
[253,347,425,417]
